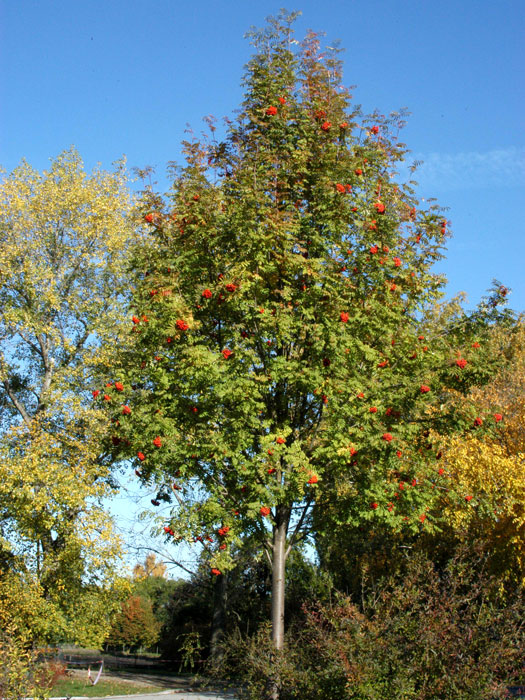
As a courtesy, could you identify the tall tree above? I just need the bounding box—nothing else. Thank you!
[0,149,135,645]
[105,13,514,693]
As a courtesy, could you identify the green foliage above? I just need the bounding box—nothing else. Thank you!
[146,545,328,663]
[132,572,181,629]
[177,630,204,672]
[154,570,215,660]
[105,13,514,578]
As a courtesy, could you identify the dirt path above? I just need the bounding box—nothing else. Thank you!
[64,669,239,698]
[90,693,237,700]
[67,669,187,689]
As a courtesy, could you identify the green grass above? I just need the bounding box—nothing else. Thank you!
[49,678,166,697]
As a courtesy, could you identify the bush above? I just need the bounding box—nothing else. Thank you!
[217,543,525,699]
[0,627,65,700]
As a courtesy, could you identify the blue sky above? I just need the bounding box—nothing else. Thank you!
[1,0,524,310]
[2,0,523,573]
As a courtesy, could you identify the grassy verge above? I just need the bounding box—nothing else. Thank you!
[48,678,166,697]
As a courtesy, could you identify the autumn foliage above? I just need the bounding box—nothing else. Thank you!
[105,595,160,652]
[0,149,134,645]
[437,321,525,581]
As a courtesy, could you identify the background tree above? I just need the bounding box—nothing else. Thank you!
[0,149,135,646]
[106,14,516,694]
[105,594,160,652]
[142,541,330,666]
[133,552,168,579]
[131,553,182,637]
[436,318,525,582]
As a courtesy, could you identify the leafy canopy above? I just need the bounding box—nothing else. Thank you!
[106,12,514,574]
[0,149,135,645]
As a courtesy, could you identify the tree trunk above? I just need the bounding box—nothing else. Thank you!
[267,506,289,700]
[210,571,227,667]
[271,515,287,650]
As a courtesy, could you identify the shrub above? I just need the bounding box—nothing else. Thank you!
[218,543,525,699]
[0,627,65,700]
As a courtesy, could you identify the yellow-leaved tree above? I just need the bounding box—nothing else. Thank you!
[132,553,167,580]
[0,149,136,646]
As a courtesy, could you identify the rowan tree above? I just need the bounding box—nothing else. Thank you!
[0,149,135,645]
[105,14,514,686]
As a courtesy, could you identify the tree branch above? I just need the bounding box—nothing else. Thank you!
[285,497,312,559]
[36,333,54,414]
[131,544,196,578]
[0,352,33,429]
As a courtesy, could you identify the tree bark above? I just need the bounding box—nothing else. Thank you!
[210,571,227,668]
[267,506,289,700]
[271,515,287,650]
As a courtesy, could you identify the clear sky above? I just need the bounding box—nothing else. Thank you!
[1,0,524,309]
[2,0,523,572]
